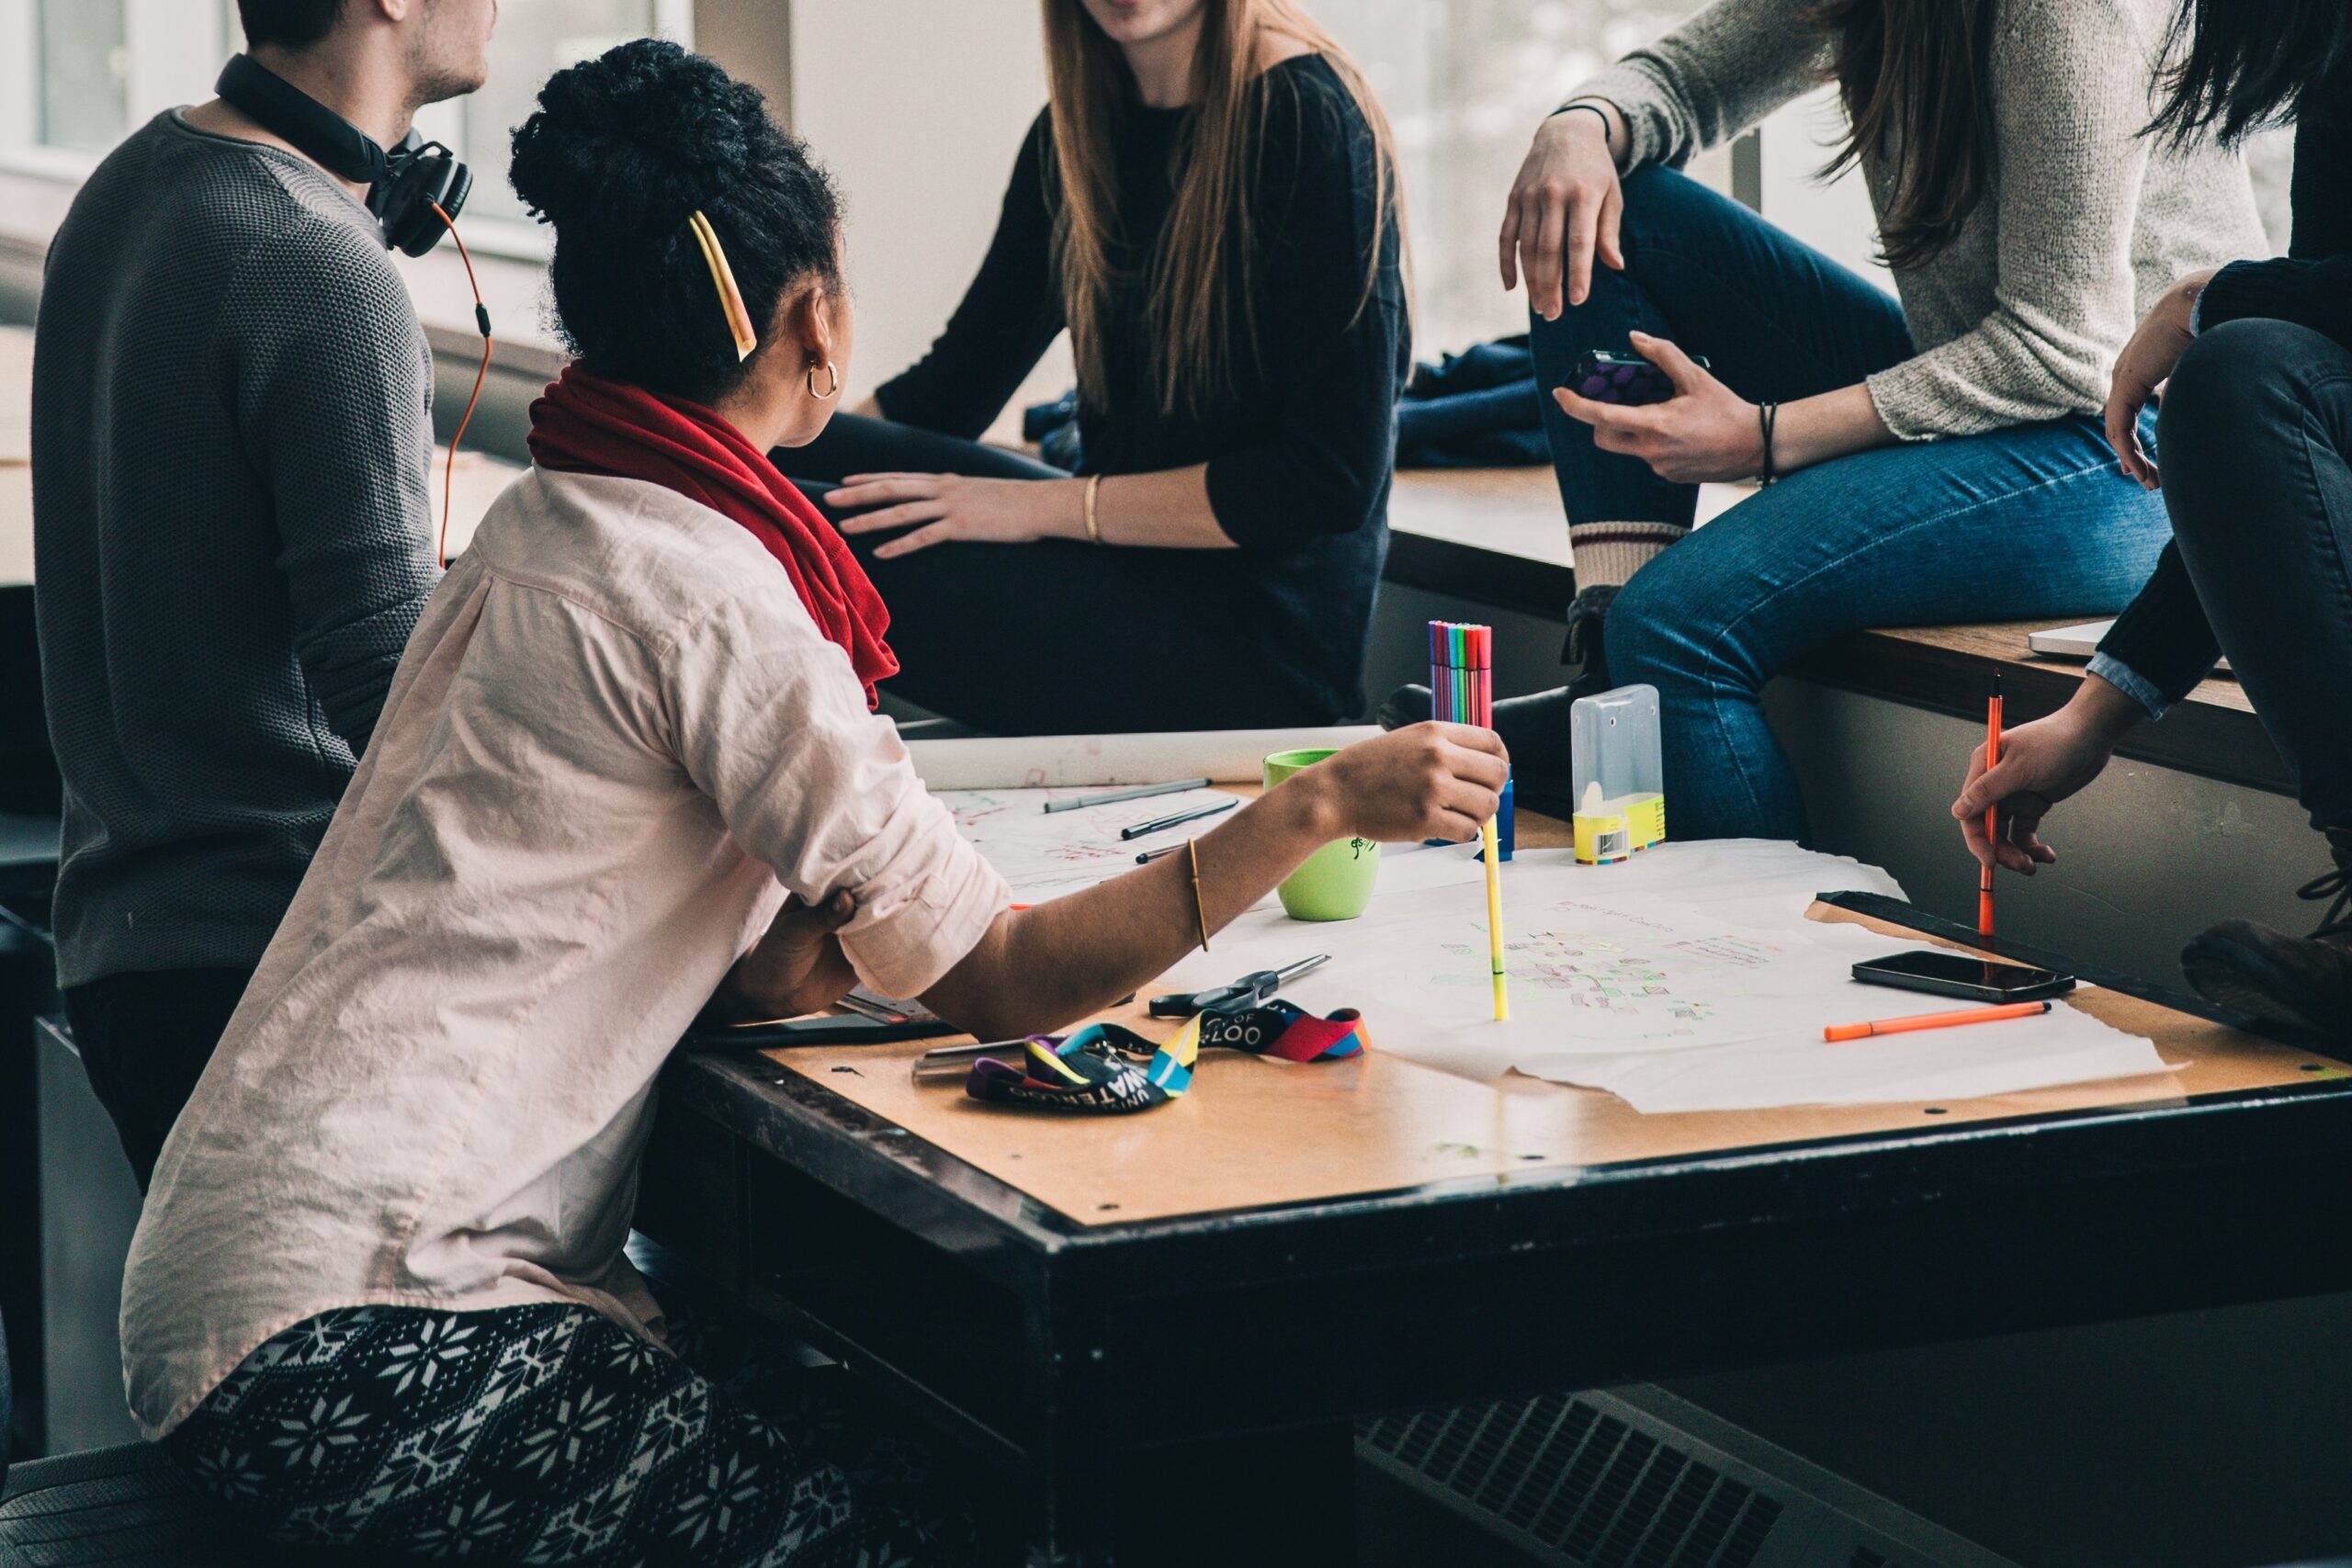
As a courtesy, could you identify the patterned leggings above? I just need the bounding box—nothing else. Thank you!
[164,1303,990,1565]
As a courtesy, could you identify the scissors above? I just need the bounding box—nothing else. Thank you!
[1148,954,1329,1019]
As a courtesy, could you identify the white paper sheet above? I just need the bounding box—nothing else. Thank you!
[939,811,2169,1111]
[1142,840,2167,1108]
[1516,993,2174,1112]
[907,727,1379,789]
[936,785,1497,904]
[936,785,1246,899]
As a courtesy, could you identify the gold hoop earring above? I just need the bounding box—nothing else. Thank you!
[807,361,840,400]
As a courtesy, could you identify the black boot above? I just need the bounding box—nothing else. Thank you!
[2180,827,2352,1042]
[1374,586,1619,818]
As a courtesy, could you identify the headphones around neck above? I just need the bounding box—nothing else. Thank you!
[215,53,494,569]
[215,53,472,257]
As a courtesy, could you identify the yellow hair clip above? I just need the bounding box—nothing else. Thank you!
[685,209,758,361]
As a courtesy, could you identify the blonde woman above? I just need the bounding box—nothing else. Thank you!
[790,0,1408,735]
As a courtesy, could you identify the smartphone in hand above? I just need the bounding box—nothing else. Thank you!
[1569,347,1711,407]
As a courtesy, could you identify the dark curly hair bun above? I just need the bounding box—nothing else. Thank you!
[510,39,842,404]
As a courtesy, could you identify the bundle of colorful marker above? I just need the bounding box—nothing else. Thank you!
[1427,621,1491,727]
[1429,620,1510,1021]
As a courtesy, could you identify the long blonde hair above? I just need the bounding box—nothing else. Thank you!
[1041,0,1406,417]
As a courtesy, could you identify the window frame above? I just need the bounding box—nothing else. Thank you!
[417,0,695,260]
[0,0,695,265]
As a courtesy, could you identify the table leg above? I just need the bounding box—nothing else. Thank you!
[1113,1420,1356,1566]
[1033,1404,1355,1564]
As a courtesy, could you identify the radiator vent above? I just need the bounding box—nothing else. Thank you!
[1357,1387,2016,1568]
[1360,1396,1779,1568]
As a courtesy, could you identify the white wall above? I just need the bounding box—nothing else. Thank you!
[787,2,1072,420]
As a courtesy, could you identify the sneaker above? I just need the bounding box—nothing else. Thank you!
[1560,582,1617,691]
[2180,847,2352,1041]
[1374,682,1435,732]
[1374,586,1622,818]
[1374,683,1576,811]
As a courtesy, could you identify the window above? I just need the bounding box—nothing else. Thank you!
[1,0,227,169]
[4,0,688,248]
[1319,0,1711,358]
[35,0,129,153]
[430,0,694,231]
[1320,0,2294,354]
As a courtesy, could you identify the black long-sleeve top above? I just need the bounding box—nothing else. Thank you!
[2095,67,2351,711]
[875,55,1407,722]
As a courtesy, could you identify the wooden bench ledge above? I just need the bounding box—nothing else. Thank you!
[1797,624,2281,795]
[1382,466,2283,795]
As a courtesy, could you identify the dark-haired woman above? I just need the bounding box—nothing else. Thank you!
[117,39,1504,1566]
[784,0,1407,736]
[1397,0,2264,838]
[1954,6,2352,1039]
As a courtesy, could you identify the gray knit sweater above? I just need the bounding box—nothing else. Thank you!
[1576,0,2267,438]
[32,111,438,987]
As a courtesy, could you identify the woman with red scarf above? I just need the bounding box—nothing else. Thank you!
[119,40,1504,1567]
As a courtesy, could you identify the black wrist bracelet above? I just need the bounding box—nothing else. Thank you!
[1547,102,1613,137]
[1758,401,1779,486]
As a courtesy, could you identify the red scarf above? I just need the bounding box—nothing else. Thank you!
[527,365,898,707]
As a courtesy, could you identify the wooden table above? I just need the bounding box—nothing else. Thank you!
[638,820,2350,1565]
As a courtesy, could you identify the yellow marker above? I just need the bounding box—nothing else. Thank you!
[1481,817,1509,1021]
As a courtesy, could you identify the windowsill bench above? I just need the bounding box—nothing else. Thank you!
[1385,465,2288,797]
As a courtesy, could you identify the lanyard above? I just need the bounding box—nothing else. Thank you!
[963,1002,1369,1114]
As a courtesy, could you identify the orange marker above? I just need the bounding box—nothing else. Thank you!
[1978,672,2003,946]
[1824,998,2050,1043]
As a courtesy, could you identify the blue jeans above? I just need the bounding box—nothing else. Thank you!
[1530,168,2174,841]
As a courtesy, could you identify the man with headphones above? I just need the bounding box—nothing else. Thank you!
[30,0,497,1188]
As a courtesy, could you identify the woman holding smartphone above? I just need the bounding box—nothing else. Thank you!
[787,0,1408,737]
[118,41,1500,1564]
[1393,0,2264,839]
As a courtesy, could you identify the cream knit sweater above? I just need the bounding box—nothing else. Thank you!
[1575,0,2267,438]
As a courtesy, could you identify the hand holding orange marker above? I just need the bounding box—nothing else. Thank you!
[1978,672,2003,946]
[1824,998,2050,1042]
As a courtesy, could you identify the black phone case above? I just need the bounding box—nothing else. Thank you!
[1849,961,2077,1005]
[1569,350,1710,407]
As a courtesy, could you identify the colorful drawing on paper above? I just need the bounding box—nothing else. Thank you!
[1409,896,1839,1043]
[1437,930,1730,1032]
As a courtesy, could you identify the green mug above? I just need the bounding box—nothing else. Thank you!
[1263,748,1379,921]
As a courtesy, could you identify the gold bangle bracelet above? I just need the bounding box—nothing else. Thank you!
[1083,473,1103,545]
[1187,837,1210,953]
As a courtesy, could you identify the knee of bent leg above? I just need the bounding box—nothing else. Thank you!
[1612,165,1713,252]
[2162,318,2326,451]
[1604,547,1739,691]
[2160,317,2342,530]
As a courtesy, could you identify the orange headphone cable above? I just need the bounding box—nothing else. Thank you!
[429,200,492,569]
